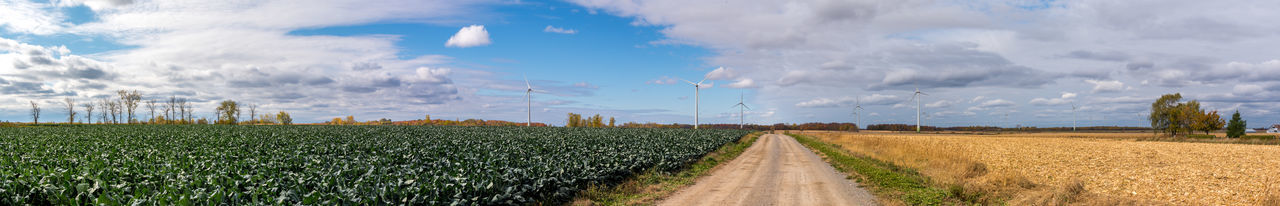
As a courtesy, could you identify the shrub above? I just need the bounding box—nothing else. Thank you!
[1187,134,1216,139]
[1241,135,1276,140]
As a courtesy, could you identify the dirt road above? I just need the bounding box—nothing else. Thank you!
[660,134,877,206]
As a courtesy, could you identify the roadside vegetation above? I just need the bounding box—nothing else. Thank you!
[574,132,763,205]
[788,133,960,205]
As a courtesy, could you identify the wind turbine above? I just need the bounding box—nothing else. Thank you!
[1071,103,1077,131]
[524,75,535,127]
[731,91,750,129]
[684,78,708,129]
[910,88,927,132]
[852,97,863,129]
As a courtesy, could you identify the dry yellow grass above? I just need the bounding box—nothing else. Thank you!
[798,131,1280,205]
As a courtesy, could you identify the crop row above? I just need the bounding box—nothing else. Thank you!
[0,125,748,205]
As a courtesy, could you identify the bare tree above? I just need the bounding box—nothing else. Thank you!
[248,104,257,124]
[146,99,157,123]
[29,100,40,124]
[64,98,76,123]
[108,100,119,124]
[117,90,126,123]
[167,95,177,122]
[98,98,109,124]
[120,90,141,124]
[183,100,193,122]
[82,102,94,124]
[161,98,173,123]
[176,97,188,123]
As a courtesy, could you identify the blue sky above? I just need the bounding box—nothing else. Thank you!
[3,0,1280,128]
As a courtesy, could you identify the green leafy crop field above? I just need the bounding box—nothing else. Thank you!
[0,125,748,205]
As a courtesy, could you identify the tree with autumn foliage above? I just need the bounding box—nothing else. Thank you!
[1149,93,1225,136]
[1192,110,1224,135]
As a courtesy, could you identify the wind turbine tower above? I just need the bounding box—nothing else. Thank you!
[684,78,708,129]
[911,88,927,132]
[524,76,536,127]
[731,92,751,129]
[853,97,863,129]
[1071,103,1078,131]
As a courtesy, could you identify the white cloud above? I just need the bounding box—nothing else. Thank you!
[445,25,492,48]
[723,78,757,88]
[572,81,598,89]
[975,99,1015,109]
[1029,92,1078,106]
[796,97,846,108]
[704,67,736,80]
[56,0,137,11]
[543,25,577,34]
[646,76,679,85]
[1085,80,1124,93]
[567,0,1280,125]
[925,100,952,108]
[0,1,63,35]
[970,96,986,103]
[759,109,776,118]
[1233,84,1263,95]
[1029,98,1068,106]
[0,0,505,122]
[796,94,901,108]
[860,94,902,105]
[1092,96,1152,104]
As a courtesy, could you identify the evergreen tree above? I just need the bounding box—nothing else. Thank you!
[1226,110,1246,138]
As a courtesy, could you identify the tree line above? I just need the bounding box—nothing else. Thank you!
[565,113,615,128]
[23,91,291,125]
[335,114,550,127]
[212,100,292,125]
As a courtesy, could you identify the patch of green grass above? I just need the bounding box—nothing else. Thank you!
[1242,135,1276,140]
[1187,134,1216,139]
[788,133,959,205]
[1142,134,1280,145]
[577,132,763,205]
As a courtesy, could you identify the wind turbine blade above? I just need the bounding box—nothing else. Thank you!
[682,79,697,85]
[524,75,531,89]
[742,104,750,110]
[698,77,706,85]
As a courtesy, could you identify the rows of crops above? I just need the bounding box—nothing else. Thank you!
[0,125,749,205]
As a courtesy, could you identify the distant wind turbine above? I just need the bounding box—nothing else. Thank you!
[852,97,863,129]
[910,88,927,132]
[684,78,708,129]
[524,75,536,127]
[1071,103,1077,131]
[731,91,751,129]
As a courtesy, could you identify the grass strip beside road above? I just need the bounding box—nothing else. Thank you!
[788,133,959,205]
[573,131,763,205]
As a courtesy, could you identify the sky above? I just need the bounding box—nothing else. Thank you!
[2,0,1280,127]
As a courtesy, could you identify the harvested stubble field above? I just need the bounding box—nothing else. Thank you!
[798,131,1280,205]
